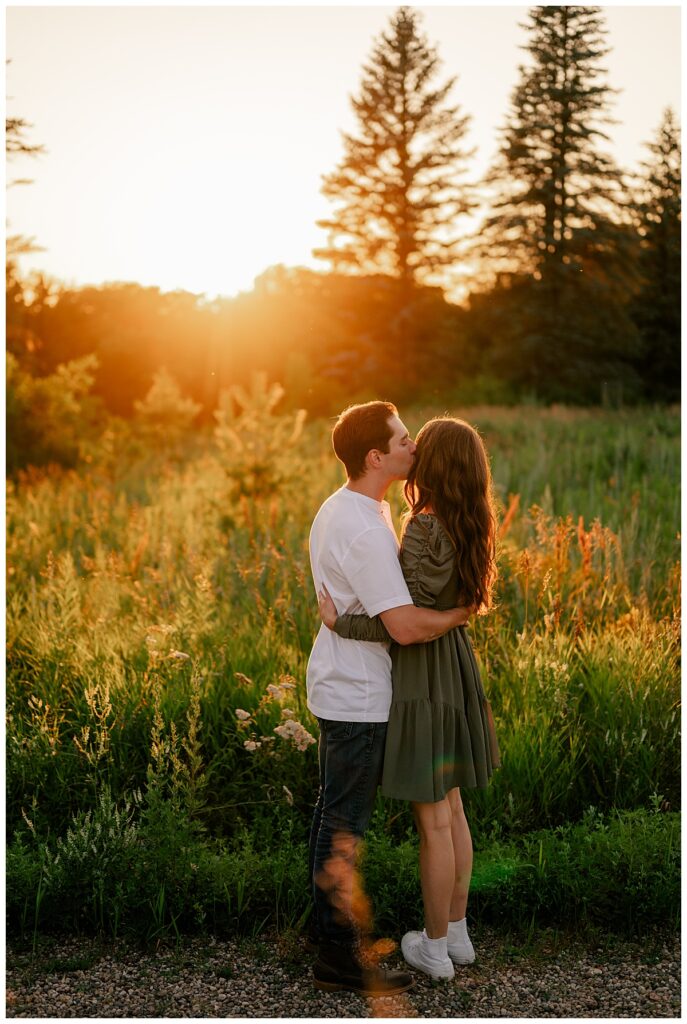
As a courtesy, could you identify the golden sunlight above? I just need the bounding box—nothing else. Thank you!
[6,6,680,300]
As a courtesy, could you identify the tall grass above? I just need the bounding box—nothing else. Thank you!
[7,404,680,855]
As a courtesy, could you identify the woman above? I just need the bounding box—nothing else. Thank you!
[318,416,500,982]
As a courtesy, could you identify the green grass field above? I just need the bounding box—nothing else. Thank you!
[6,402,680,939]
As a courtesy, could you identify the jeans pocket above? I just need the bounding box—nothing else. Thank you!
[319,718,355,740]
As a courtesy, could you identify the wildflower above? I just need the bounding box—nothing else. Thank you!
[234,672,253,686]
[244,740,261,751]
[168,650,190,660]
[147,623,175,636]
[274,719,316,751]
[282,785,294,806]
[281,708,296,720]
[235,709,251,721]
[267,676,299,703]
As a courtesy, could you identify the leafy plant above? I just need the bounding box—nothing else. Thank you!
[133,367,202,447]
[7,351,102,473]
[214,371,306,502]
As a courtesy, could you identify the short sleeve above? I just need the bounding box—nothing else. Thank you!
[400,515,456,606]
[341,526,413,617]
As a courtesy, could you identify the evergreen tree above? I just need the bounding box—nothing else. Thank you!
[5,115,45,163]
[6,61,46,257]
[473,5,641,401]
[6,92,47,366]
[630,108,681,401]
[313,6,473,385]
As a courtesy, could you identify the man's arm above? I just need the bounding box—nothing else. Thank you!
[380,604,471,645]
[333,524,470,646]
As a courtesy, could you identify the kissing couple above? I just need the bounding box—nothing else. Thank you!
[306,400,500,995]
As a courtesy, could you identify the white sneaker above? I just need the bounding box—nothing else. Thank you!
[447,918,476,965]
[401,930,455,981]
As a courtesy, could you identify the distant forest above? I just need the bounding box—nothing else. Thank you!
[6,6,681,472]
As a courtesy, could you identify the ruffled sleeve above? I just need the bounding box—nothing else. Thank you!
[400,514,456,607]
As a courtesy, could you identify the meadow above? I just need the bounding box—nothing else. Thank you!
[6,398,680,942]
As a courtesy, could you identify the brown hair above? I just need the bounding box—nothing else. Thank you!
[403,417,498,612]
[332,401,398,480]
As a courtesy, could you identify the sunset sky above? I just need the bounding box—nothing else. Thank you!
[6,4,682,302]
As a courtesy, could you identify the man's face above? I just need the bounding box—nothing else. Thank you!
[377,415,416,480]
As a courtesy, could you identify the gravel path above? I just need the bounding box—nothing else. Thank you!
[6,926,680,1018]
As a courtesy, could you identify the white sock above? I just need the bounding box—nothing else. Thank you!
[422,930,448,961]
[448,918,467,940]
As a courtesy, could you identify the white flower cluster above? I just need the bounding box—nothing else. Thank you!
[235,708,252,721]
[274,718,316,751]
[266,676,297,702]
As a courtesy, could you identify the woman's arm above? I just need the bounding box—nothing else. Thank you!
[318,586,471,645]
[336,612,391,642]
[318,586,391,641]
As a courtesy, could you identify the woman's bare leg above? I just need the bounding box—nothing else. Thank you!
[446,787,473,921]
[412,796,454,939]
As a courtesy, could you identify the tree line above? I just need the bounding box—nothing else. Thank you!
[6,6,681,470]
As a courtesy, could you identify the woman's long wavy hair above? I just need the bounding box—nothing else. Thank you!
[403,417,498,612]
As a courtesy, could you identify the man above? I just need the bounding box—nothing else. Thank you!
[306,400,472,995]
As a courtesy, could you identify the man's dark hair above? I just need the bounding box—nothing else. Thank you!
[332,401,398,480]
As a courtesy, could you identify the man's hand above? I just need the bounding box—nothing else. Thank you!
[381,603,474,645]
[318,584,338,630]
[454,604,477,627]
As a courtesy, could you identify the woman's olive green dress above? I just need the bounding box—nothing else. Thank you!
[334,513,500,804]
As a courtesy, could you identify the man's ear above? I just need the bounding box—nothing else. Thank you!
[366,449,382,472]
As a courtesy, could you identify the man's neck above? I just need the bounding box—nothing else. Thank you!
[345,475,391,504]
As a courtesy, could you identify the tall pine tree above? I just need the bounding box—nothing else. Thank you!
[6,83,47,368]
[630,108,681,401]
[313,7,473,386]
[473,5,641,401]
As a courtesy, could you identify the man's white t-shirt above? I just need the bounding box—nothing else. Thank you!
[306,486,413,722]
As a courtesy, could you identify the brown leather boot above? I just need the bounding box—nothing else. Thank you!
[313,940,414,996]
[303,917,320,955]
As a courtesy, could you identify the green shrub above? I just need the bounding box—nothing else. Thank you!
[365,804,680,937]
[133,367,202,448]
[468,805,681,934]
[7,352,102,473]
[7,800,678,942]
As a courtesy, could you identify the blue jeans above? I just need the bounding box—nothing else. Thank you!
[308,717,387,947]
